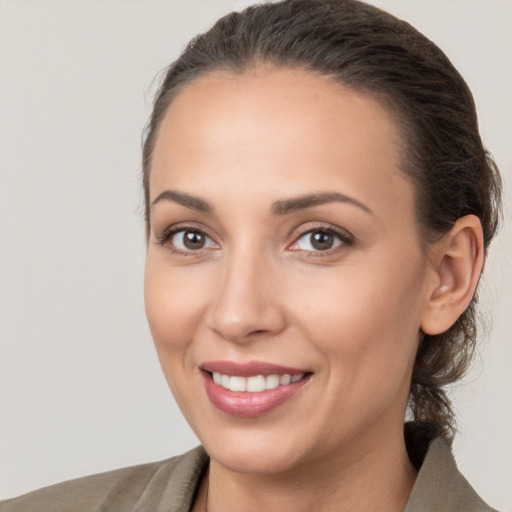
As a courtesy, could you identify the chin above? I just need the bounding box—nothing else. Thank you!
[197,424,310,475]
[208,440,302,475]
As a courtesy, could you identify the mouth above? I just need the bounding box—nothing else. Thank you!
[209,371,305,392]
[200,361,312,417]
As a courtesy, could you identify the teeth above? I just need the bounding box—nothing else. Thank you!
[247,375,266,392]
[211,372,305,392]
[266,375,280,389]
[280,374,291,385]
[229,376,246,392]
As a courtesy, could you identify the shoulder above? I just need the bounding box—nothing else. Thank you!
[0,446,208,512]
[405,437,499,512]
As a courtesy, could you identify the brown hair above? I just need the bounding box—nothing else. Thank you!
[142,0,502,441]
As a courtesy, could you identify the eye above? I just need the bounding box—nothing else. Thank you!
[157,227,218,252]
[171,229,217,251]
[289,228,351,252]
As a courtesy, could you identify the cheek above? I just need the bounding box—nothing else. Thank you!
[144,255,214,421]
[144,255,210,361]
[291,252,425,397]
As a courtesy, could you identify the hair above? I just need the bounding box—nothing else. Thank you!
[141,0,502,442]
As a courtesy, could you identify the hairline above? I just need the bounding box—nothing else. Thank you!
[143,61,427,246]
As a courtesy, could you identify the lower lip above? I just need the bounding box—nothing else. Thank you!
[202,372,310,418]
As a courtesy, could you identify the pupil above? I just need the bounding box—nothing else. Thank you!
[311,231,333,250]
[184,230,205,249]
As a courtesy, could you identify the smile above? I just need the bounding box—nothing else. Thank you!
[201,361,311,417]
[212,372,305,392]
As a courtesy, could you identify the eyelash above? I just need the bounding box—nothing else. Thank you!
[154,224,217,256]
[154,223,354,257]
[289,225,354,256]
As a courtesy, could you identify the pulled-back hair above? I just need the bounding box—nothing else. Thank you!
[142,0,502,441]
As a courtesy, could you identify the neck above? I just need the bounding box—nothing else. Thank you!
[196,423,417,512]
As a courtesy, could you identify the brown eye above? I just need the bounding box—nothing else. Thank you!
[170,229,216,251]
[310,231,335,250]
[183,230,205,249]
[290,228,350,253]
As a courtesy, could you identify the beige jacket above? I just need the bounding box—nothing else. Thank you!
[0,438,498,512]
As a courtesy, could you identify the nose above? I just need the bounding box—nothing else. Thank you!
[206,251,286,344]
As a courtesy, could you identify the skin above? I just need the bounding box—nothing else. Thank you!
[144,67,484,512]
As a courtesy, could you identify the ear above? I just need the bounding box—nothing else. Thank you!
[420,215,485,336]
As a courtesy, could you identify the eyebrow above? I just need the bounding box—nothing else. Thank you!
[151,190,372,216]
[151,190,213,213]
[272,192,373,216]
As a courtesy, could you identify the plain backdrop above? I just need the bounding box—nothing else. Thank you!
[0,0,511,509]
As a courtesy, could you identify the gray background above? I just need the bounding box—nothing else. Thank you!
[0,0,510,509]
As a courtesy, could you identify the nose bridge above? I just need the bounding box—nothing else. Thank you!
[207,241,284,342]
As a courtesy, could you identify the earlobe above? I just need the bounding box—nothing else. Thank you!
[420,215,484,336]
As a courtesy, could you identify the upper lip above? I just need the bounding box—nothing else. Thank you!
[200,360,309,377]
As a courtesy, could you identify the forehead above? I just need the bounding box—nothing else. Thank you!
[150,67,413,221]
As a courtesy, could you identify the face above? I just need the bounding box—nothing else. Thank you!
[144,67,433,475]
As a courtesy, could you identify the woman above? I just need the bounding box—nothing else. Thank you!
[0,0,505,510]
